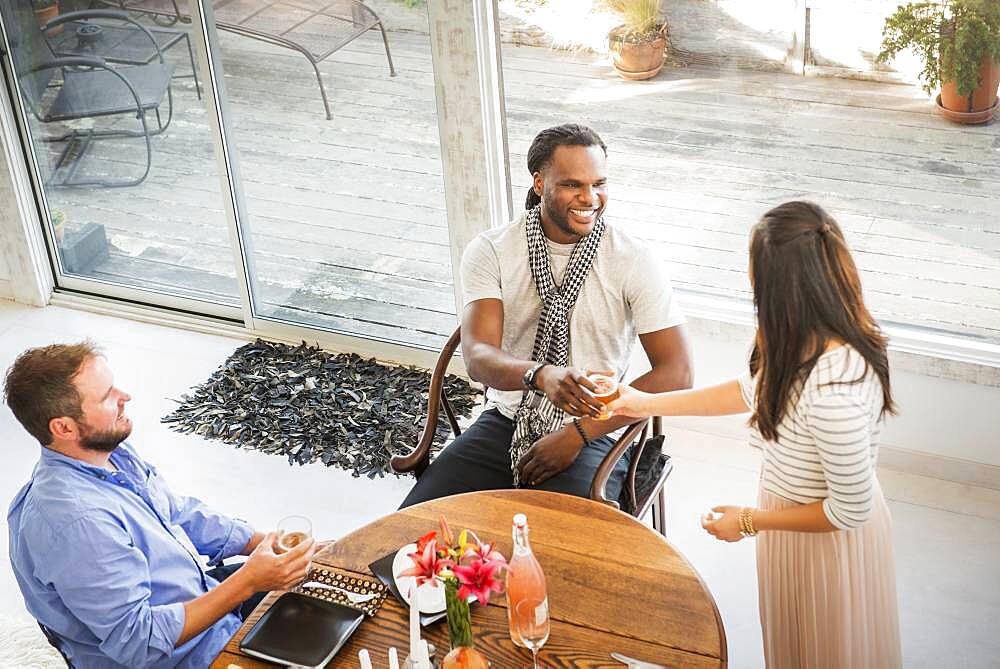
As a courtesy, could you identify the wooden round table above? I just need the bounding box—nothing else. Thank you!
[212,490,727,668]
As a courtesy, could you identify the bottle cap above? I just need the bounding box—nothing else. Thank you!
[513,513,527,527]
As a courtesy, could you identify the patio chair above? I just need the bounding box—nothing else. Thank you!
[390,327,673,536]
[37,622,73,668]
[1,1,174,187]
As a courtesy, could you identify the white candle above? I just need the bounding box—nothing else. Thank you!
[358,649,373,669]
[388,647,400,669]
[417,639,431,668]
[409,582,420,659]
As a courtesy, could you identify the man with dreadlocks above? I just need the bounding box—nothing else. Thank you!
[400,123,691,507]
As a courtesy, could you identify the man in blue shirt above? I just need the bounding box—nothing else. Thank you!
[4,342,317,667]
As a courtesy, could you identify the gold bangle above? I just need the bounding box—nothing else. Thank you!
[739,506,758,537]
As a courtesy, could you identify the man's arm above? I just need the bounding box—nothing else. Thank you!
[178,532,314,644]
[43,519,315,663]
[241,531,266,555]
[517,325,693,486]
[161,479,253,565]
[462,299,604,416]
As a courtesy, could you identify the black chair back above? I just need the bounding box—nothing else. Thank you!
[1,0,59,112]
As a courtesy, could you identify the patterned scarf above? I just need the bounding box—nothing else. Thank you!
[510,204,605,485]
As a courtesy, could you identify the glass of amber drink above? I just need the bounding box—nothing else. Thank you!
[586,373,620,420]
[275,515,312,554]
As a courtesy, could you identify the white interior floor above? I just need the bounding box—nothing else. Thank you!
[0,301,998,668]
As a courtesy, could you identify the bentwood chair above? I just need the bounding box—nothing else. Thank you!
[2,0,174,187]
[390,327,673,536]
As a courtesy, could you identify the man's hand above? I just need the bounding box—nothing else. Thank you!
[238,531,316,594]
[517,427,584,486]
[534,366,603,418]
[178,531,316,646]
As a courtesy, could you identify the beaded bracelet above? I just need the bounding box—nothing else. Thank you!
[572,418,590,447]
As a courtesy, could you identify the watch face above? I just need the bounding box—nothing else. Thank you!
[524,364,539,389]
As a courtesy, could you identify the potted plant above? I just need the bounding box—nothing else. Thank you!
[32,0,62,33]
[607,0,667,80]
[50,208,66,243]
[878,0,1000,124]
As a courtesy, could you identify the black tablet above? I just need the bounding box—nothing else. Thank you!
[239,592,364,668]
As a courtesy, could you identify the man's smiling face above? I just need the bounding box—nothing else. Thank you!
[535,144,608,244]
[72,356,133,453]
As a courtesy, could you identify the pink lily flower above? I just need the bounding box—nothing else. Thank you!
[462,536,505,565]
[453,558,506,606]
[400,538,442,587]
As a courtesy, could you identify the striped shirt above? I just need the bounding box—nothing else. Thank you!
[738,345,884,530]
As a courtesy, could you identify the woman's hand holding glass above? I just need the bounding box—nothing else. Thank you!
[604,383,656,418]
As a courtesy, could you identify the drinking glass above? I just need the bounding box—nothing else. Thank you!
[275,515,312,554]
[512,598,549,668]
[586,372,620,420]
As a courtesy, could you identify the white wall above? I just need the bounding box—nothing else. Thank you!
[0,133,18,300]
[0,250,11,300]
[0,81,51,306]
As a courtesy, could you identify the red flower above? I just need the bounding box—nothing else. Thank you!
[415,530,437,555]
[400,538,442,587]
[452,558,506,606]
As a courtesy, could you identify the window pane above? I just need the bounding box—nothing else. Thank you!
[499,1,999,344]
[1,0,241,311]
[211,0,454,349]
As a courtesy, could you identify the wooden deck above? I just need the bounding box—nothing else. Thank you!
[37,26,1000,349]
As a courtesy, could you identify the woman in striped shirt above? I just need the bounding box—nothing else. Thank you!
[609,201,901,668]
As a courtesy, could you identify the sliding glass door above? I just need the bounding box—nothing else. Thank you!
[1,0,493,352]
[0,0,242,318]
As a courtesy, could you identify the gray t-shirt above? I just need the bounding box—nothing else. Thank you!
[461,211,686,420]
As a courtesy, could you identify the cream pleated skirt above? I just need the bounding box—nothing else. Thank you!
[756,480,902,669]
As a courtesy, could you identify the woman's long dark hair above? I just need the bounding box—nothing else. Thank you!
[525,124,607,209]
[748,201,895,441]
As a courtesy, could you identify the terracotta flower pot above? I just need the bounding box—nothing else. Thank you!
[608,24,666,81]
[34,4,61,34]
[938,55,1000,124]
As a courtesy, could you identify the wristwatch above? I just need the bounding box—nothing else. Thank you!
[522,362,548,390]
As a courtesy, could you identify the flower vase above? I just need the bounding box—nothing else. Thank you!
[442,579,489,669]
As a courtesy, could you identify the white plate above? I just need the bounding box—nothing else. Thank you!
[391,543,447,614]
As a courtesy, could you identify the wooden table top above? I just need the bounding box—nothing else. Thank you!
[212,490,726,668]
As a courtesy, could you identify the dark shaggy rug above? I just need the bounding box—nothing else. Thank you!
[161,339,481,478]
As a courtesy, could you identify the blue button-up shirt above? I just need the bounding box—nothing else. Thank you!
[8,441,253,668]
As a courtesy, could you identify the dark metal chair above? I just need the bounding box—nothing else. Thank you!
[390,327,673,536]
[101,0,396,120]
[1,0,174,187]
[37,622,73,668]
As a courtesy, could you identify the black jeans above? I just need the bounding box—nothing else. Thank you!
[400,409,630,508]
[206,562,268,620]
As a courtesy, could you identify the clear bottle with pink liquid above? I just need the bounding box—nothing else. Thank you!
[506,513,550,665]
